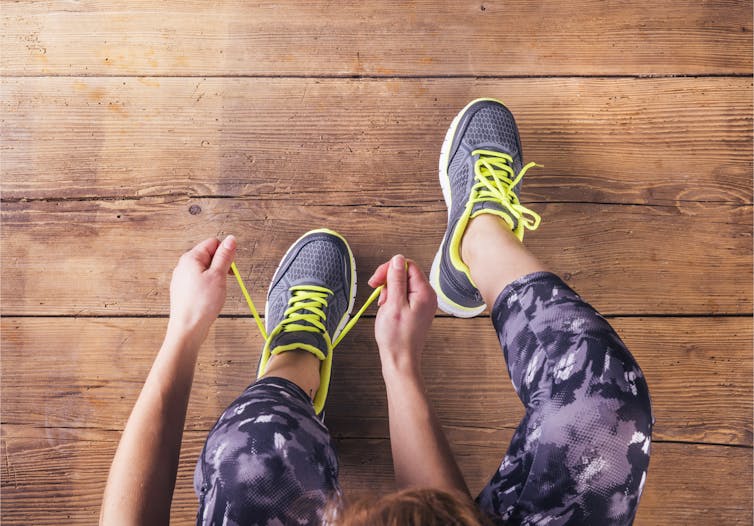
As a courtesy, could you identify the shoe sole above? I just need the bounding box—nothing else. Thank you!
[430,98,504,318]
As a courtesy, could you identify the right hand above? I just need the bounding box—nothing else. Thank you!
[368,254,437,377]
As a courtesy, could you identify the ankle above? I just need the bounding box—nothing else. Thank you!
[461,214,513,267]
[461,213,547,306]
[263,349,321,400]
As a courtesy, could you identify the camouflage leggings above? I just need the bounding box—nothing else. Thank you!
[194,272,653,525]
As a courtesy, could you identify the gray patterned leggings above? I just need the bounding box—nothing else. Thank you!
[194,272,653,525]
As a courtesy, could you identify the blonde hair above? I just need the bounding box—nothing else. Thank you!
[329,487,495,526]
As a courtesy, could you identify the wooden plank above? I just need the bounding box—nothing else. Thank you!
[1,196,751,315]
[2,1,751,76]
[2,77,751,205]
[2,317,751,446]
[2,425,751,525]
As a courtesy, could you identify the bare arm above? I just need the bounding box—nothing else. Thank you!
[369,255,469,495]
[100,235,236,525]
[100,330,200,525]
[382,366,469,494]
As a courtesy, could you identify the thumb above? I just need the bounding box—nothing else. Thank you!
[210,235,236,274]
[385,254,407,306]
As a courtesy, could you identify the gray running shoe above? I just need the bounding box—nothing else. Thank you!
[429,98,541,318]
[259,228,356,414]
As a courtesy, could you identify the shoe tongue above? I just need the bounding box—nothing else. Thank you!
[268,330,329,360]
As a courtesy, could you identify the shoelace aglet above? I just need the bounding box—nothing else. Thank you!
[230,261,268,341]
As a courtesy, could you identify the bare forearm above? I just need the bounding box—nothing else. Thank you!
[382,363,469,495]
[100,327,201,525]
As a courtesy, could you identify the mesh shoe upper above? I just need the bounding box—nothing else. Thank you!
[447,102,525,231]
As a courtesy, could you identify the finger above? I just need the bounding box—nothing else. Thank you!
[368,261,391,287]
[406,260,430,290]
[378,286,387,306]
[385,254,408,306]
[406,260,436,305]
[188,237,221,270]
[210,235,237,274]
[406,260,429,294]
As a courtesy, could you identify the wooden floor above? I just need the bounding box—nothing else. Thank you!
[1,2,752,524]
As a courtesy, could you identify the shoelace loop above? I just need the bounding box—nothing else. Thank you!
[470,149,542,232]
[279,285,331,335]
[230,262,382,351]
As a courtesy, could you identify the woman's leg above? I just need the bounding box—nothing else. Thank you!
[466,215,653,525]
[194,227,358,526]
[194,356,339,526]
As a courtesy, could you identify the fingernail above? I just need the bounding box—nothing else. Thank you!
[223,235,236,249]
[392,254,404,269]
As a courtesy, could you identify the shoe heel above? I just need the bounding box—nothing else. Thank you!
[429,247,486,318]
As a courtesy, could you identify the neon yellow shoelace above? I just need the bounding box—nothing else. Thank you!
[273,284,333,346]
[470,149,542,235]
[229,262,383,350]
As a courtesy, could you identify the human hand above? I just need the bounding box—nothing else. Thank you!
[368,254,437,378]
[166,235,237,346]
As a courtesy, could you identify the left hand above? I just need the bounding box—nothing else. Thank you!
[167,235,237,344]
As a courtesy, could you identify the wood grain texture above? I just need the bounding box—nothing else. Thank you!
[2,77,752,205]
[2,425,751,525]
[2,1,751,76]
[2,1,752,523]
[2,317,751,446]
[2,196,751,315]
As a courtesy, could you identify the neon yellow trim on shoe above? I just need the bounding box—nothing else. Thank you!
[449,149,542,285]
[230,261,383,414]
